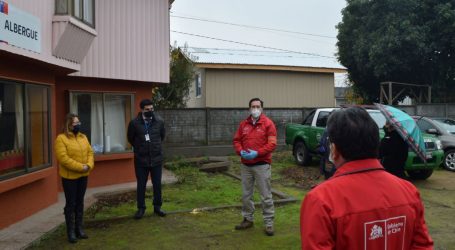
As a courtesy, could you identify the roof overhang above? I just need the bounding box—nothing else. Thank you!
[194,63,346,74]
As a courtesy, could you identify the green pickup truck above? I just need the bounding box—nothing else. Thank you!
[285,108,444,180]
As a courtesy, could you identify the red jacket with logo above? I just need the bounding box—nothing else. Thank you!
[300,159,433,250]
[233,114,277,165]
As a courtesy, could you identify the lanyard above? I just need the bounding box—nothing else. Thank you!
[144,120,151,133]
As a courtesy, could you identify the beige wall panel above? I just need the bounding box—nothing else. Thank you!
[205,69,335,108]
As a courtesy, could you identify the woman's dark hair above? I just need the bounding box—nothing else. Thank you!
[63,113,79,137]
[249,98,264,108]
[326,107,379,161]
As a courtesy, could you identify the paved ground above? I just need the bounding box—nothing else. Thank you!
[0,169,177,250]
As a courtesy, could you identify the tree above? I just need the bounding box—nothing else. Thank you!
[337,0,455,103]
[152,46,194,108]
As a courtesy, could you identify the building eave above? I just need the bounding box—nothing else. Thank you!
[194,63,346,74]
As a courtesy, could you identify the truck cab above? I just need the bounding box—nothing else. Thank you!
[285,108,444,180]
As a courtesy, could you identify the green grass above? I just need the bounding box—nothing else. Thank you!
[27,151,455,250]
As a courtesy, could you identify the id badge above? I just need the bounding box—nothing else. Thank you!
[145,134,150,141]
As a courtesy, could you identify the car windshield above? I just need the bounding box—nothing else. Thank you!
[432,119,455,134]
[367,111,387,128]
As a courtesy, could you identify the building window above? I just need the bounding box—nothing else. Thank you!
[70,92,134,154]
[55,0,95,27]
[195,73,202,97]
[0,81,51,180]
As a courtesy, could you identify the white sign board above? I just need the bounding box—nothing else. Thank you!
[0,1,41,53]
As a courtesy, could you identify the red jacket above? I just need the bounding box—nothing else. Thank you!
[233,114,277,165]
[300,159,433,250]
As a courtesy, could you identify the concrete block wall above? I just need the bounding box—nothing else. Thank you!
[157,108,310,146]
[157,109,207,146]
[398,104,455,119]
[157,104,454,147]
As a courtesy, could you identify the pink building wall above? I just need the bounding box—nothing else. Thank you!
[73,0,170,84]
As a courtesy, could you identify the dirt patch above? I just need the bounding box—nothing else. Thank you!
[280,166,322,190]
[85,191,137,219]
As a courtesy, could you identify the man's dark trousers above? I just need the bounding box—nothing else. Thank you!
[135,166,162,209]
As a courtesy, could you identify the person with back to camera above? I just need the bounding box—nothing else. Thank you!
[55,113,94,243]
[300,107,433,249]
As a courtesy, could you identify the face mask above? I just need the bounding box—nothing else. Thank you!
[250,108,261,119]
[143,111,153,118]
[72,124,80,134]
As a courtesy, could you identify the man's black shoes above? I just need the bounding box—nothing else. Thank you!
[154,208,166,217]
[134,208,166,219]
[134,208,145,219]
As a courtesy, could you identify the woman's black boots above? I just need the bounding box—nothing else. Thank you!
[75,210,88,239]
[64,212,77,243]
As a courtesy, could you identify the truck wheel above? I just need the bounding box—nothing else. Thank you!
[293,141,311,166]
[443,149,455,171]
[407,169,433,180]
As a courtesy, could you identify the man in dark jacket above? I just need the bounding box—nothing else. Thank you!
[317,128,336,180]
[127,99,166,219]
[379,122,409,179]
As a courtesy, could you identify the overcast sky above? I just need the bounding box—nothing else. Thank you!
[170,0,348,86]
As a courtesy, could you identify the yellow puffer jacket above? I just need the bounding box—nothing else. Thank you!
[55,132,95,179]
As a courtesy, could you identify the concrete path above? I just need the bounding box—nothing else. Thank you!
[0,169,177,250]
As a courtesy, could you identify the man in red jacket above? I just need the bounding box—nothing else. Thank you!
[300,107,433,249]
[233,98,277,236]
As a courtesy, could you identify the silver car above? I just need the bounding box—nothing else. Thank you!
[414,116,455,171]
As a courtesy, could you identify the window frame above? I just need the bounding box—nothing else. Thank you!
[69,91,135,155]
[0,80,52,181]
[303,110,315,126]
[55,0,95,28]
[195,73,202,98]
[316,111,330,128]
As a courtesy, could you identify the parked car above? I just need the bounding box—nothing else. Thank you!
[413,116,455,171]
[285,108,444,180]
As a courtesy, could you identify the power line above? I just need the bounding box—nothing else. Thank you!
[171,14,337,39]
[171,30,335,58]
[186,47,323,59]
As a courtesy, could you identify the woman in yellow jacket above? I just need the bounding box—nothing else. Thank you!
[55,113,94,243]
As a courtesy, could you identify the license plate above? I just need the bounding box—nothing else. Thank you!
[425,152,433,159]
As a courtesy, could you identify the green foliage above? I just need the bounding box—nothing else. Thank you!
[152,47,195,108]
[337,0,455,103]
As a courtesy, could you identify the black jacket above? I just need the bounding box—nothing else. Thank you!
[379,130,408,172]
[127,112,165,167]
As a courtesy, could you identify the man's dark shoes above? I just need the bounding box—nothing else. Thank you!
[134,208,145,219]
[235,218,253,230]
[154,208,166,217]
[264,226,274,236]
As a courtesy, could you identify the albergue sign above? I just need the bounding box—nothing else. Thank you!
[0,1,41,53]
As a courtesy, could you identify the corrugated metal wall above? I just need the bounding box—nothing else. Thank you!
[205,69,335,108]
[74,0,170,83]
